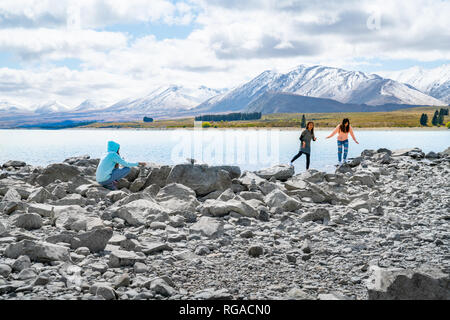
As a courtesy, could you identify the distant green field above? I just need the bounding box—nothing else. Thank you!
[83,106,449,129]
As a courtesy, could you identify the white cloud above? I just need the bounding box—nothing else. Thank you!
[0,28,128,61]
[0,0,449,107]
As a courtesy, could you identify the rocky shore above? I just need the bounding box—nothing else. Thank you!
[0,147,449,300]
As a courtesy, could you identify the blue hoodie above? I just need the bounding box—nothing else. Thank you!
[95,141,139,183]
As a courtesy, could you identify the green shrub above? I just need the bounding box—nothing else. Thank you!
[446,122,450,129]
[202,121,211,128]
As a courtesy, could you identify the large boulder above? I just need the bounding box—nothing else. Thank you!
[199,199,258,218]
[143,164,173,188]
[70,227,113,253]
[2,160,26,168]
[27,187,56,203]
[113,199,169,226]
[5,240,70,262]
[27,203,54,217]
[264,189,301,212]
[35,163,82,187]
[238,171,266,189]
[190,217,224,238]
[3,188,21,202]
[155,183,199,214]
[366,265,450,300]
[109,250,145,268]
[255,164,294,181]
[14,213,43,230]
[53,205,88,229]
[166,164,236,196]
[300,208,330,224]
[391,147,424,158]
[349,172,376,187]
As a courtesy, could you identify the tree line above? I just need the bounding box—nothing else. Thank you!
[195,112,262,122]
[420,108,448,126]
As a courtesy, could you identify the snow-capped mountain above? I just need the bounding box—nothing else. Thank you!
[378,65,450,104]
[0,100,30,113]
[104,85,225,116]
[195,64,445,114]
[74,99,109,112]
[33,100,72,114]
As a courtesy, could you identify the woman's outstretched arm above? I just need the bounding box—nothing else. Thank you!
[326,125,339,138]
[349,126,359,144]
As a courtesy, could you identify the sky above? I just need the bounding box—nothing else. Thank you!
[0,0,449,109]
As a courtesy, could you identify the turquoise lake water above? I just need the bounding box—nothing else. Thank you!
[0,129,448,173]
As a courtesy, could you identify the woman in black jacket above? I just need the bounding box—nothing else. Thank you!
[290,121,317,170]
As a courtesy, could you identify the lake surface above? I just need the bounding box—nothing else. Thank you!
[0,129,448,174]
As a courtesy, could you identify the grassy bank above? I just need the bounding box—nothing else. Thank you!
[82,106,450,129]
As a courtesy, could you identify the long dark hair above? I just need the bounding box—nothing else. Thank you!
[306,121,314,136]
[339,118,350,133]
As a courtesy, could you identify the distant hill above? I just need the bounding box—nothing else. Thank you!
[245,92,421,114]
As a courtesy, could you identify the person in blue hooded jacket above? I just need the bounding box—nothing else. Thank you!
[96,141,146,190]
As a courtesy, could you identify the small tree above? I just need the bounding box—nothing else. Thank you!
[447,121,450,129]
[438,113,444,126]
[202,121,211,128]
[431,110,439,126]
[143,117,153,123]
[420,113,428,126]
[301,114,306,128]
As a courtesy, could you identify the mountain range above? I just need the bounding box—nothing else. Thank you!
[0,64,448,128]
[194,65,444,115]
[378,64,450,104]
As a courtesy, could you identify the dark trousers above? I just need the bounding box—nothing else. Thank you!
[291,151,310,169]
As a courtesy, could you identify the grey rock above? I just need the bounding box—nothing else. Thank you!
[194,245,210,255]
[166,164,234,196]
[318,292,352,300]
[3,160,26,168]
[155,183,199,214]
[114,273,131,289]
[14,213,43,230]
[149,278,175,297]
[17,268,37,280]
[366,265,450,300]
[300,208,330,224]
[109,250,145,268]
[70,227,113,253]
[193,288,232,300]
[200,199,258,218]
[12,255,32,272]
[134,262,147,273]
[28,187,56,203]
[286,288,314,300]
[53,194,87,206]
[113,199,168,226]
[255,164,294,181]
[265,189,301,212]
[5,240,70,262]
[27,203,54,217]
[0,264,12,278]
[3,188,21,202]
[248,245,264,257]
[36,163,81,187]
[142,242,173,255]
[94,285,117,300]
[190,217,224,239]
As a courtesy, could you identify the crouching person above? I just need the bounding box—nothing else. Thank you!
[96,141,145,190]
